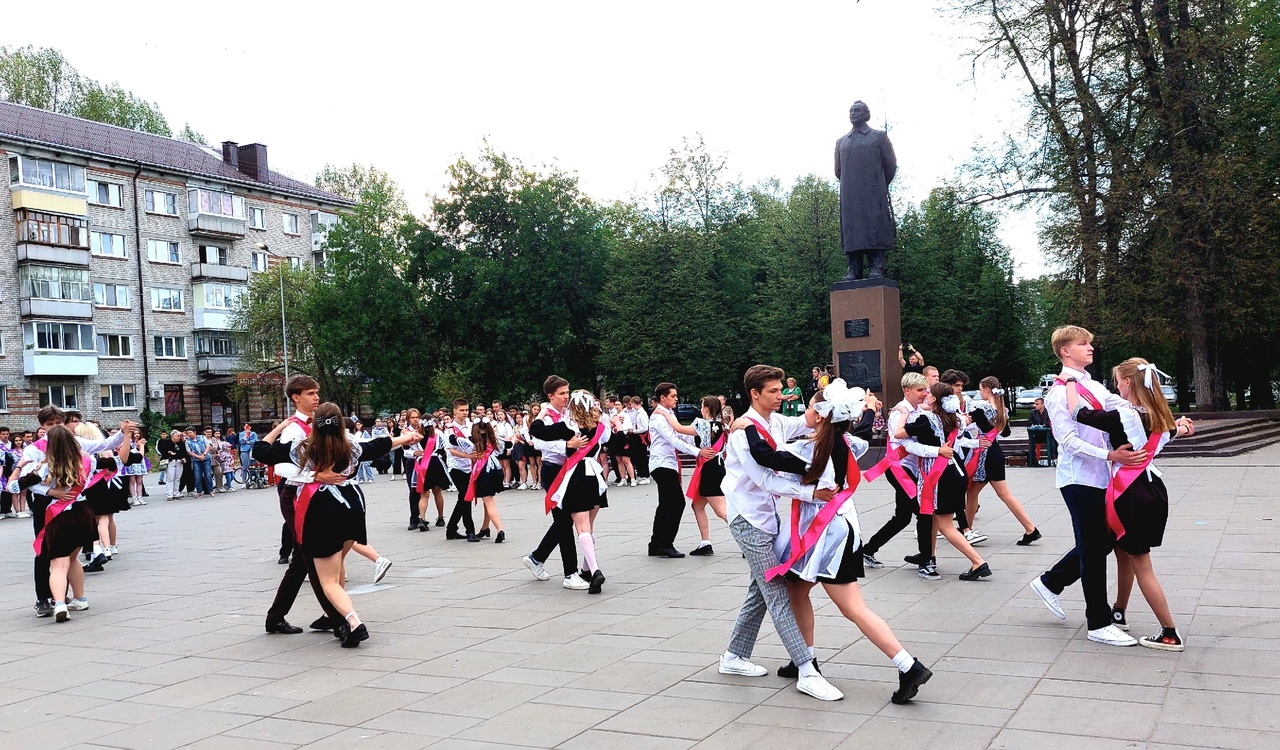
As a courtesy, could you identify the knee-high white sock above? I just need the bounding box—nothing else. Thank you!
[578,532,598,573]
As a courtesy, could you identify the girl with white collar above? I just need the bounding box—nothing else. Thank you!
[963,376,1041,546]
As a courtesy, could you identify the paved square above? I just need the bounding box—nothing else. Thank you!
[2,446,1277,749]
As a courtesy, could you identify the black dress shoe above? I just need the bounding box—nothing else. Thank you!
[588,570,606,595]
[340,623,369,648]
[408,518,420,531]
[265,619,303,634]
[477,528,491,539]
[891,659,933,704]
[466,533,480,542]
[494,530,505,544]
[435,517,445,527]
[309,615,335,631]
[445,530,464,540]
[689,544,714,556]
[654,547,685,558]
[776,659,820,678]
[418,520,430,532]
[84,555,107,572]
[278,555,290,565]
[1016,528,1042,546]
[904,553,928,566]
[958,562,992,581]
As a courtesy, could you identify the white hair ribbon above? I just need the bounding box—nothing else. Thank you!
[941,394,962,414]
[992,388,1005,396]
[1136,362,1169,389]
[570,390,598,412]
[813,379,867,422]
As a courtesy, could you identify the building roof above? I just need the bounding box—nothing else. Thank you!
[0,100,353,207]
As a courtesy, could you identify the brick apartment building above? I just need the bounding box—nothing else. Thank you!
[0,101,353,431]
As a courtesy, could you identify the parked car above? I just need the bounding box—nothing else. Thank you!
[1016,387,1046,409]
[674,403,701,425]
[1161,385,1177,405]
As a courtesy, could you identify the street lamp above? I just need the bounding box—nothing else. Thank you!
[256,243,289,398]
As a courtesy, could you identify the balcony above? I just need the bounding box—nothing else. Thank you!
[16,243,91,267]
[11,188,88,217]
[191,262,249,282]
[194,307,233,330]
[23,350,98,377]
[197,354,239,375]
[20,298,93,320]
[189,213,246,239]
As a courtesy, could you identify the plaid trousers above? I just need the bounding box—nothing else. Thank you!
[726,516,811,665]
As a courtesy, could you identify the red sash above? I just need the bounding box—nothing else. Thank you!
[1105,428,1163,539]
[1054,378,1104,411]
[965,426,1002,480]
[32,455,114,556]
[288,415,314,436]
[918,429,959,514]
[745,418,776,450]
[766,438,862,581]
[293,482,320,544]
[685,430,727,502]
[544,423,606,513]
[464,446,495,502]
[864,446,918,498]
[413,434,439,493]
[545,408,563,424]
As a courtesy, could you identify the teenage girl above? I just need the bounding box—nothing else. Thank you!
[963,376,1041,545]
[471,419,508,543]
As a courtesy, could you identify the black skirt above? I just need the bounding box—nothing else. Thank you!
[697,459,726,498]
[931,463,969,516]
[471,466,506,499]
[562,467,609,514]
[301,485,367,559]
[510,443,525,462]
[626,435,648,460]
[1114,474,1169,555]
[416,456,450,491]
[85,481,131,515]
[606,432,630,454]
[42,503,96,558]
[972,441,1007,484]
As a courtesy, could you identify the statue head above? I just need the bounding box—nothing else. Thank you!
[849,101,871,127]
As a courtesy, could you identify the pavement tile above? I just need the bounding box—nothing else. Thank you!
[597,695,750,740]
[557,729,695,749]
[830,716,999,749]
[90,707,258,750]
[464,702,615,747]
[1007,694,1161,741]
[222,716,346,744]
[693,721,850,749]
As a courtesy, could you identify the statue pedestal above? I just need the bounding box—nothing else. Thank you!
[830,278,903,405]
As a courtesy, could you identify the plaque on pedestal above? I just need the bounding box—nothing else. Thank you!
[830,278,902,405]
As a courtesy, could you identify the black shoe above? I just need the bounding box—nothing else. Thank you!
[418,520,430,532]
[777,659,820,679]
[689,544,714,556]
[35,599,54,618]
[1017,528,1042,546]
[309,616,336,632]
[477,528,491,539]
[265,618,303,634]
[277,555,290,565]
[445,530,464,540]
[904,553,928,567]
[466,533,480,542]
[84,555,107,573]
[494,531,505,544]
[408,519,420,531]
[589,570,606,595]
[1112,606,1129,632]
[650,547,685,558]
[891,659,933,704]
[435,517,445,527]
[958,562,992,581]
[341,623,370,648]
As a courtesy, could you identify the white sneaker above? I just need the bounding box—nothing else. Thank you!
[638,478,651,485]
[54,602,69,622]
[17,511,31,518]
[1029,578,1067,620]
[373,557,393,584]
[797,673,844,701]
[629,479,637,487]
[563,573,590,590]
[1088,624,1138,647]
[138,498,147,505]
[68,597,90,611]
[522,556,551,581]
[108,545,119,556]
[718,653,768,677]
[964,529,989,545]
[517,482,527,491]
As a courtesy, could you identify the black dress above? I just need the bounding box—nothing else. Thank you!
[538,421,609,513]
[905,413,968,515]
[85,451,144,515]
[416,433,450,491]
[22,458,123,558]
[694,420,727,497]
[967,401,1012,484]
[1075,407,1174,555]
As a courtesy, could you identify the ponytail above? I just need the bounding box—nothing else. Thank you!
[979,376,1007,432]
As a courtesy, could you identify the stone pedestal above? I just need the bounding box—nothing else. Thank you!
[830,278,903,405]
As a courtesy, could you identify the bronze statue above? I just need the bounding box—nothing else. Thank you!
[835,101,897,280]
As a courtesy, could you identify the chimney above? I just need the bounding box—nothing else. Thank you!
[221,141,239,169]
[236,143,269,182]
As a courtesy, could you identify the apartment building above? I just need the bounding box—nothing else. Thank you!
[0,101,353,430]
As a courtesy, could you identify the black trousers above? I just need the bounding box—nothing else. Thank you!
[446,469,475,535]
[1,491,12,515]
[861,469,931,560]
[31,495,52,602]
[648,467,685,551]
[392,448,404,475]
[267,483,340,623]
[531,462,577,576]
[1041,485,1114,630]
[634,445,650,478]
[407,468,420,523]
[279,522,294,559]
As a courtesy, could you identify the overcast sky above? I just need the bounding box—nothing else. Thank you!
[8,0,1050,276]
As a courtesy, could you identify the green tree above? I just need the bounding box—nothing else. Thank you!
[72,82,170,136]
[178,124,208,145]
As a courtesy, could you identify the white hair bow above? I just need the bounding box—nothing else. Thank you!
[992,388,1005,396]
[941,394,962,413]
[1136,362,1169,389]
[813,378,866,422]
[570,390,598,412]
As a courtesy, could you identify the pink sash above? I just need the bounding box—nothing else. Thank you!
[918,429,958,515]
[1055,378,1104,411]
[464,446,495,503]
[863,446,918,498]
[544,423,606,513]
[33,455,114,556]
[685,430,727,502]
[965,426,1002,480]
[766,439,862,581]
[1105,428,1163,540]
[414,434,439,493]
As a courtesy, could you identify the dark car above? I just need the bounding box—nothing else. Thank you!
[674,403,701,425]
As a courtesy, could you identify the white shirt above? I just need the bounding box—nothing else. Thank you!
[531,406,571,465]
[631,407,649,433]
[647,405,700,472]
[273,411,313,480]
[494,420,516,443]
[445,422,475,472]
[14,429,127,487]
[1045,365,1129,489]
[886,399,937,476]
[723,407,816,535]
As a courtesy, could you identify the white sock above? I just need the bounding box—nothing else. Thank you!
[797,659,819,678]
[697,539,711,548]
[807,646,815,661]
[578,532,598,573]
[92,542,103,555]
[892,649,914,673]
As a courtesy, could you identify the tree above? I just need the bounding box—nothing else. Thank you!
[178,124,208,146]
[72,83,170,136]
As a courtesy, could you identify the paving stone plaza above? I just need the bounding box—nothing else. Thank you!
[1,446,1276,750]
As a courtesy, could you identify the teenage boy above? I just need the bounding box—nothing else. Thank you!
[859,373,946,579]
[647,383,711,558]
[630,397,651,484]
[1029,325,1146,646]
[444,400,479,541]
[521,376,590,589]
[719,364,843,701]
[402,408,431,530]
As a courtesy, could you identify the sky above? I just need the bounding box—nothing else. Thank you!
[7,0,1051,277]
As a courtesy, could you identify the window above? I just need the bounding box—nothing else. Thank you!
[96,333,133,358]
[100,384,136,409]
[40,385,79,409]
[200,245,228,265]
[19,265,92,302]
[154,335,187,359]
[92,282,130,308]
[288,256,302,270]
[150,288,184,311]
[196,334,239,356]
[15,210,89,248]
[87,179,123,207]
[195,283,242,310]
[24,322,96,352]
[251,251,269,272]
[144,189,178,215]
[248,207,265,229]
[90,231,127,258]
[147,239,181,264]
[187,189,245,219]
[282,213,300,234]
[164,384,184,415]
[9,156,86,193]
[0,386,7,412]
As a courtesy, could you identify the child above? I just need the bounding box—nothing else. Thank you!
[1066,357,1194,651]
[471,419,508,543]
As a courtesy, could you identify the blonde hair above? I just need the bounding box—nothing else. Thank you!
[901,372,928,390]
[568,389,601,430]
[1112,358,1176,434]
[74,421,113,458]
[1051,325,1094,361]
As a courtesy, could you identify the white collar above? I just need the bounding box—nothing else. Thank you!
[1058,366,1091,382]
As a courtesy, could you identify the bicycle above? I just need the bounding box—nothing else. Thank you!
[234,462,269,490]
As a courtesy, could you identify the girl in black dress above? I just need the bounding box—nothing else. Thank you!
[471,420,508,543]
[963,376,1040,545]
[412,421,450,530]
[256,402,420,647]
[77,423,141,572]
[1067,357,1194,651]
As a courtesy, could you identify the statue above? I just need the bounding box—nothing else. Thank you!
[835,101,897,281]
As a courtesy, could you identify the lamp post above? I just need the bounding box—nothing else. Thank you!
[256,243,289,400]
